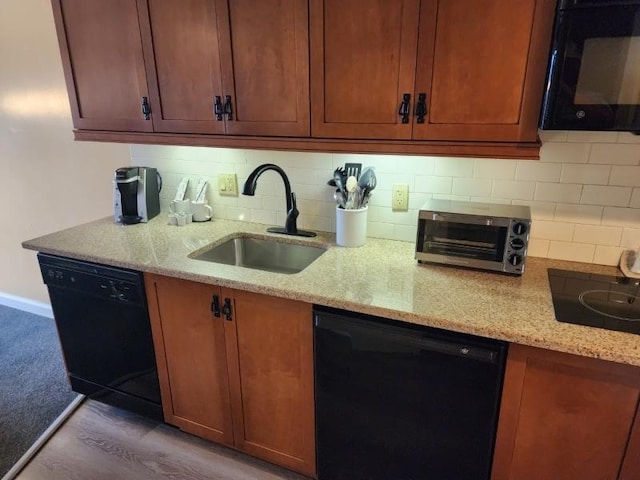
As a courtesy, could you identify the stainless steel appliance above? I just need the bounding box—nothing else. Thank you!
[38,253,163,421]
[548,268,640,335]
[113,166,161,224]
[540,0,640,133]
[416,199,531,275]
[314,306,507,480]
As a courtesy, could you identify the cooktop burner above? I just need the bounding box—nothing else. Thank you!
[548,268,640,335]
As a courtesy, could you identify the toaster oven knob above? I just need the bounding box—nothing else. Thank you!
[512,222,528,235]
[510,238,525,250]
[508,254,523,266]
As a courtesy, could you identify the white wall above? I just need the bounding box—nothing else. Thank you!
[0,0,130,306]
[131,130,640,266]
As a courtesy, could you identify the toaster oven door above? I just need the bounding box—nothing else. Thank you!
[416,214,509,269]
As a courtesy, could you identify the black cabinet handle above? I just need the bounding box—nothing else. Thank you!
[211,294,221,318]
[141,96,151,120]
[214,96,224,121]
[222,298,233,321]
[224,95,233,121]
[415,93,427,124]
[398,93,411,124]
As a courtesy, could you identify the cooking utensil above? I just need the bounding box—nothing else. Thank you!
[333,188,346,208]
[333,168,346,194]
[345,175,358,209]
[357,167,377,207]
[344,162,362,180]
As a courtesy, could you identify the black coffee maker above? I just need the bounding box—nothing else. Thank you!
[113,167,161,224]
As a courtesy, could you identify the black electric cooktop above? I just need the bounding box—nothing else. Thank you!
[548,268,640,336]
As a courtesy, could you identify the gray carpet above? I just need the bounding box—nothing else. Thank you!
[0,304,78,477]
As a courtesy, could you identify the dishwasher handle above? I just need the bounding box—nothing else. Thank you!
[315,313,505,364]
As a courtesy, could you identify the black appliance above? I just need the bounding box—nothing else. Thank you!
[113,166,161,225]
[540,0,640,132]
[38,253,162,421]
[314,307,507,480]
[548,268,640,335]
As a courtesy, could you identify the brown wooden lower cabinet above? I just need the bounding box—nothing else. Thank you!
[492,344,640,480]
[144,273,316,478]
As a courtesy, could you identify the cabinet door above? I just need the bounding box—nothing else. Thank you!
[216,0,310,136]
[225,289,315,477]
[139,0,225,134]
[310,0,420,139]
[620,405,640,480]
[413,0,555,142]
[145,274,234,446]
[492,344,640,480]
[51,0,152,132]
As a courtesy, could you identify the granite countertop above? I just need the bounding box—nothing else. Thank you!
[23,216,640,367]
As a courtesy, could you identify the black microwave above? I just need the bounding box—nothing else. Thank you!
[540,0,640,133]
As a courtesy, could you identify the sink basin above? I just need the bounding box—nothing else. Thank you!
[190,235,326,274]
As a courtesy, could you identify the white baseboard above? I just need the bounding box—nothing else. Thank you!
[0,293,53,318]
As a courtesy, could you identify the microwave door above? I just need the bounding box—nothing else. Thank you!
[541,3,640,132]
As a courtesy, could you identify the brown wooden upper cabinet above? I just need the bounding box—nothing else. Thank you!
[310,0,556,142]
[51,0,153,132]
[139,0,310,136]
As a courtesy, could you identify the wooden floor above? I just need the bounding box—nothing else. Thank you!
[15,400,310,480]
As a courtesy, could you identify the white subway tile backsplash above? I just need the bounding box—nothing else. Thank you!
[492,180,535,200]
[560,164,610,185]
[589,143,640,165]
[609,166,640,187]
[132,131,640,266]
[473,159,516,179]
[554,203,602,225]
[527,238,550,258]
[515,161,561,182]
[368,222,395,239]
[378,207,418,226]
[395,224,418,243]
[547,242,595,263]
[531,220,574,241]
[432,194,470,202]
[602,207,640,228]
[434,157,474,177]
[534,183,582,203]
[452,178,492,197]
[593,246,624,266]
[512,200,556,221]
[250,209,277,226]
[621,228,640,248]
[573,225,622,246]
[414,176,452,194]
[581,185,632,207]
[539,142,590,163]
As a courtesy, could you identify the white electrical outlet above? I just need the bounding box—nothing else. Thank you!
[218,174,238,196]
[392,184,409,211]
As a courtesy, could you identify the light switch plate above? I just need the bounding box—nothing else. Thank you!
[392,184,409,211]
[218,174,238,196]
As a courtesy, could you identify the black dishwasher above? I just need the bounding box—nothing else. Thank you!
[314,307,507,480]
[38,253,162,421]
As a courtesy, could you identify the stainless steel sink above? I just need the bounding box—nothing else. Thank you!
[190,235,326,274]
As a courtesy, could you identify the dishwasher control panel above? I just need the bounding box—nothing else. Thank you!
[38,254,144,305]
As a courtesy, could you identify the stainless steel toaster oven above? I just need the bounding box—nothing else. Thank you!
[416,199,531,275]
